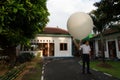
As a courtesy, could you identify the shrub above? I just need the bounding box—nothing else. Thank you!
[17,53,35,63]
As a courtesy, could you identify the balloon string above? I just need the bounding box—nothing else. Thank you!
[73,39,81,50]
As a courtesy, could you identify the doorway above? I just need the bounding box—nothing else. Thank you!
[49,43,54,56]
[38,43,54,57]
[108,41,117,59]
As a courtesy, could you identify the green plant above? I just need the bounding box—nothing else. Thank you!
[36,52,40,58]
[17,53,35,63]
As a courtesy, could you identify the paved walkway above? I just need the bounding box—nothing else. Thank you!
[42,57,120,80]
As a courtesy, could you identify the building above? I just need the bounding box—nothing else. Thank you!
[93,28,120,59]
[20,27,73,57]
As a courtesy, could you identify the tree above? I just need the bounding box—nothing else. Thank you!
[94,0,120,27]
[0,0,49,62]
[90,13,106,62]
[90,0,120,62]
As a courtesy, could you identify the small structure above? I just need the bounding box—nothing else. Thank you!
[20,27,73,57]
[93,28,120,59]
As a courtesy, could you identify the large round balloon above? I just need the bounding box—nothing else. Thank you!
[67,12,93,40]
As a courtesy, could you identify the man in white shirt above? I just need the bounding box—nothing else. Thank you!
[80,41,91,74]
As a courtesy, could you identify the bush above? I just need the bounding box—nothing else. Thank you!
[17,53,35,63]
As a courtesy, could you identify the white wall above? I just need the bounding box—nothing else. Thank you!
[94,37,120,59]
[31,36,72,57]
[115,39,120,59]
[54,37,72,57]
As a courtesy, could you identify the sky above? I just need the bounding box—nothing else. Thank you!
[46,0,101,30]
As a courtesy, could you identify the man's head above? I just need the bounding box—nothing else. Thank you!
[85,41,89,45]
[83,40,89,45]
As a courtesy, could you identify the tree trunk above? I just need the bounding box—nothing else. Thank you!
[100,32,105,63]
[3,46,17,66]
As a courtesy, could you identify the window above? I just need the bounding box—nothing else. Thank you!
[40,40,42,42]
[43,40,45,42]
[37,40,39,42]
[31,47,34,51]
[60,43,67,51]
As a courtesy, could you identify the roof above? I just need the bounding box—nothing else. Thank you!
[103,28,120,35]
[42,27,69,34]
[93,28,120,38]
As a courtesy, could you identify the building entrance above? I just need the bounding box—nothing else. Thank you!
[38,43,54,57]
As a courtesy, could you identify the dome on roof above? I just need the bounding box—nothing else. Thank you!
[43,27,69,34]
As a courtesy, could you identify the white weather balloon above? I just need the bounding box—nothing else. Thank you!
[67,12,93,40]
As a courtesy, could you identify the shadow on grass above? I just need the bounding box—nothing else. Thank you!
[97,62,113,68]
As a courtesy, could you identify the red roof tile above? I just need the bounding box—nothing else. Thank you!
[103,28,120,35]
[93,28,120,38]
[43,27,69,34]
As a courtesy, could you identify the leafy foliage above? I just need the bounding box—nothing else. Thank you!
[0,0,49,48]
[94,0,120,22]
[91,0,120,32]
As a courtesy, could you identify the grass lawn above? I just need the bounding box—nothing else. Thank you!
[0,65,9,76]
[21,58,43,80]
[25,63,42,80]
[90,60,120,79]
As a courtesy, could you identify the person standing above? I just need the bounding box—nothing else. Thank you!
[80,41,91,74]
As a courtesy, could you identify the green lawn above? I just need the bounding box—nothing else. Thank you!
[90,60,120,79]
[22,58,42,80]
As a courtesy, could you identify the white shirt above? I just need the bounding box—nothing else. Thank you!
[79,44,91,54]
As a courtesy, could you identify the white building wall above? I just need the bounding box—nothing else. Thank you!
[32,36,72,57]
[117,52,120,59]
[94,33,120,59]
[54,37,72,57]
[115,39,120,59]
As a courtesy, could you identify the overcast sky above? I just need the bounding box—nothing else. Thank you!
[46,0,100,30]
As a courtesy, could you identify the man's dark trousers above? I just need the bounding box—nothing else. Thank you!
[82,54,90,73]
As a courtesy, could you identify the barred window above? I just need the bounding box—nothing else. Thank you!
[60,43,67,51]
